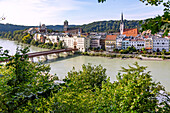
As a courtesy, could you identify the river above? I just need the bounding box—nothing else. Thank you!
[0,39,170,92]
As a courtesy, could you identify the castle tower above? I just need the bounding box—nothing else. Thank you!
[64,20,68,31]
[120,12,124,35]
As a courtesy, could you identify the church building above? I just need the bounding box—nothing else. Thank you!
[120,13,138,37]
[64,20,82,35]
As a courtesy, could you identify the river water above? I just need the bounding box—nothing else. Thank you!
[0,39,170,92]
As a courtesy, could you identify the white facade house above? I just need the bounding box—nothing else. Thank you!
[90,35,101,49]
[122,39,130,49]
[165,36,170,50]
[76,37,90,52]
[45,35,59,44]
[129,39,145,50]
[116,37,123,50]
[152,37,169,52]
[62,35,90,52]
[63,36,75,49]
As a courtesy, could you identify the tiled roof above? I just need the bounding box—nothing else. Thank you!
[145,47,152,50]
[130,39,144,41]
[124,38,130,41]
[105,35,117,41]
[123,28,138,37]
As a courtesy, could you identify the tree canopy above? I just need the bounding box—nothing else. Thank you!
[98,0,170,36]
[0,46,169,112]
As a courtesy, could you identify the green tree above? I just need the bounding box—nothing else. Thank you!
[1,46,169,112]
[53,64,107,112]
[57,41,64,49]
[114,62,169,112]
[22,34,32,44]
[0,47,59,112]
[92,62,170,112]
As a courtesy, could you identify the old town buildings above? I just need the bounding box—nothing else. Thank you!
[30,13,169,52]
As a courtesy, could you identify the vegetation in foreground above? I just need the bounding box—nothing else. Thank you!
[0,46,169,112]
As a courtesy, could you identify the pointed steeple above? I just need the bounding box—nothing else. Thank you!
[39,22,41,29]
[121,12,123,23]
[120,12,124,35]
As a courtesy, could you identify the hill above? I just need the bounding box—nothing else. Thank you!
[0,20,141,33]
[0,23,77,32]
[79,20,141,33]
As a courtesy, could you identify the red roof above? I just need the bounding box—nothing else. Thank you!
[144,35,149,38]
[123,28,138,37]
[145,47,152,50]
[105,35,117,41]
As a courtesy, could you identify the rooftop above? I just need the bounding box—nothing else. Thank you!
[105,35,117,41]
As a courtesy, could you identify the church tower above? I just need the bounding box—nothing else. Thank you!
[120,12,124,35]
[64,20,68,31]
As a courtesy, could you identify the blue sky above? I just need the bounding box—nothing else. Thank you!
[0,0,165,26]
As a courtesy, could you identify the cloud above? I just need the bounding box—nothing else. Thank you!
[0,0,87,25]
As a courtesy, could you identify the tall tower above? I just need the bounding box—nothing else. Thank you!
[64,20,68,31]
[120,12,124,35]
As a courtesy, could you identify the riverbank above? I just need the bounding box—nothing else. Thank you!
[80,51,170,61]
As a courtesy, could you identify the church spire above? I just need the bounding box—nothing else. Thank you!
[120,12,124,35]
[121,12,123,23]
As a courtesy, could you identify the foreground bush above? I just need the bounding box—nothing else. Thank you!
[0,47,169,112]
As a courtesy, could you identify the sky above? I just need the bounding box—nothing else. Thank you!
[0,0,165,26]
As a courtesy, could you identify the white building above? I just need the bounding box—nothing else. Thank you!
[45,35,59,44]
[62,35,90,52]
[152,37,169,52]
[90,35,101,49]
[122,39,130,49]
[116,35,125,50]
[63,36,75,49]
[76,36,90,52]
[129,39,145,50]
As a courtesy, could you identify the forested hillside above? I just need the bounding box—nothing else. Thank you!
[80,20,141,33]
[0,23,76,32]
[0,20,140,33]
[0,23,31,32]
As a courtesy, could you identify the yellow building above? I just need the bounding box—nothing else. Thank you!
[145,38,153,52]
[105,35,117,51]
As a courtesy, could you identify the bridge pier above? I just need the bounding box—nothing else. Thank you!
[55,53,60,58]
[37,56,40,61]
[63,52,68,57]
[30,57,34,63]
[68,52,73,56]
[43,55,48,61]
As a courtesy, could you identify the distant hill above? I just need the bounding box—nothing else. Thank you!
[0,23,77,32]
[0,20,141,33]
[79,20,141,33]
[0,23,31,32]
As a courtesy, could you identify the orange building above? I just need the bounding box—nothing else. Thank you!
[123,28,138,37]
